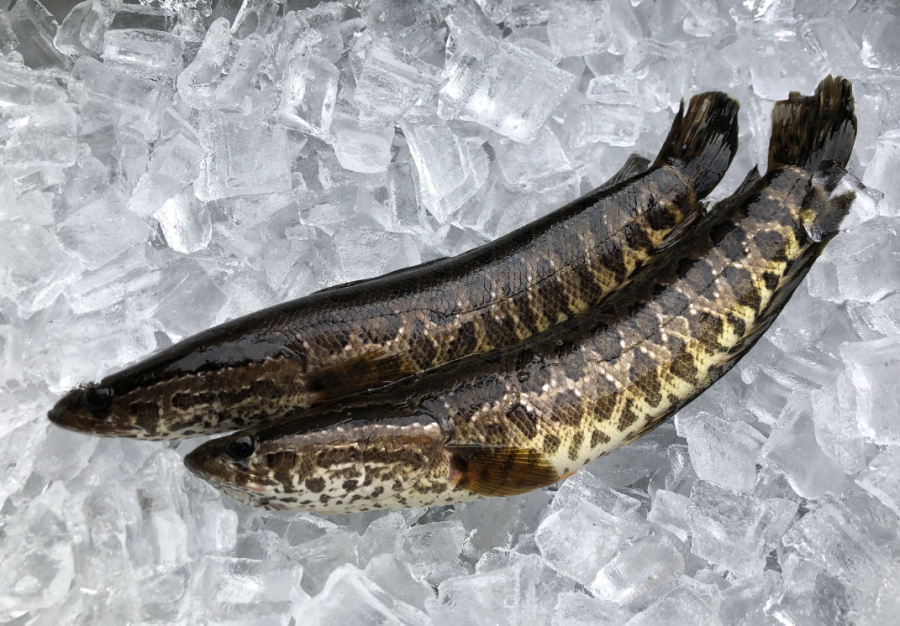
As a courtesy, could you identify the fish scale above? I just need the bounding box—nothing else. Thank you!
[185,76,858,514]
[49,93,740,440]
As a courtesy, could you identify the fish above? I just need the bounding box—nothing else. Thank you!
[48,92,739,440]
[185,76,857,514]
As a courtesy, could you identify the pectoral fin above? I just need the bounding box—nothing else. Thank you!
[303,348,417,405]
[445,444,560,497]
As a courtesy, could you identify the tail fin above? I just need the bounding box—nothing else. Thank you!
[768,75,857,172]
[653,91,740,200]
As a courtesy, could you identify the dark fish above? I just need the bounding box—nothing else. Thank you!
[49,93,739,440]
[185,76,856,513]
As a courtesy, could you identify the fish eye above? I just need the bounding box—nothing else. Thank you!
[82,386,114,413]
[225,436,256,461]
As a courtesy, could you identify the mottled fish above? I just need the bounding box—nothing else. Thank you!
[185,76,856,514]
[49,93,739,440]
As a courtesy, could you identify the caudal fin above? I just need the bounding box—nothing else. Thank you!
[768,75,857,172]
[653,91,740,199]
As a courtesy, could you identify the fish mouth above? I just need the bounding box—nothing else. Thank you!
[47,385,141,437]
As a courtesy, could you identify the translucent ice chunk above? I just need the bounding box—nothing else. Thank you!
[363,554,433,612]
[63,244,160,315]
[212,33,269,116]
[53,0,94,58]
[54,197,151,271]
[278,54,339,140]
[675,411,766,493]
[568,102,644,149]
[687,481,797,579]
[0,219,76,315]
[195,112,292,201]
[0,59,66,107]
[767,553,861,626]
[625,583,722,626]
[176,18,234,110]
[495,125,574,191]
[589,534,684,609]
[648,490,691,542]
[355,39,443,123]
[809,373,867,475]
[295,564,429,626]
[552,591,633,626]
[547,0,612,58]
[552,471,645,521]
[861,11,900,73]
[429,554,547,626]
[178,556,306,624]
[360,0,444,41]
[855,446,900,517]
[127,133,206,218]
[156,187,212,254]
[0,499,74,617]
[759,398,846,499]
[331,108,394,174]
[586,423,675,488]
[863,130,900,206]
[0,101,77,170]
[70,55,170,140]
[395,519,467,586]
[840,337,900,445]
[6,0,70,70]
[102,28,185,81]
[782,497,894,595]
[536,497,640,586]
[333,228,420,283]
[151,257,229,340]
[439,19,576,142]
[586,74,643,107]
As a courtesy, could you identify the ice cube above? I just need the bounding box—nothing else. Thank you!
[0,101,77,170]
[178,556,306,624]
[648,490,691,542]
[212,33,269,116]
[332,228,420,282]
[363,554,433,611]
[331,107,395,174]
[675,411,766,493]
[809,374,868,475]
[567,102,644,149]
[552,591,633,626]
[0,58,66,107]
[586,74,643,107]
[802,18,865,79]
[759,398,846,499]
[102,28,185,81]
[586,423,675,488]
[176,17,234,110]
[863,130,900,206]
[70,55,170,140]
[495,125,574,191]
[396,519,468,586]
[589,533,684,609]
[840,337,900,445]
[400,112,478,220]
[439,19,576,143]
[52,0,94,58]
[458,490,554,562]
[54,197,151,271]
[855,446,900,516]
[624,582,722,626]
[195,112,292,201]
[687,480,797,579]
[289,528,360,595]
[682,0,729,38]
[295,564,429,626]
[535,497,640,586]
[547,0,612,58]
[782,497,895,595]
[127,133,206,218]
[747,37,825,101]
[360,0,444,41]
[355,39,443,123]
[429,554,546,626]
[0,497,74,617]
[156,187,212,254]
[63,244,160,315]
[861,11,900,73]
[278,54,339,140]
[767,553,861,626]
[354,161,425,233]
[232,0,281,39]
[552,471,645,521]
[6,0,70,70]
[151,257,229,340]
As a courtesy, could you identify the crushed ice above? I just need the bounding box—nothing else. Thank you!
[2,0,900,624]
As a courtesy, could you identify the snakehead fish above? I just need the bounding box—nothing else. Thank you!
[48,93,739,440]
[185,76,857,513]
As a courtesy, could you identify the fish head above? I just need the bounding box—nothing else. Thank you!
[184,404,454,513]
[47,326,305,440]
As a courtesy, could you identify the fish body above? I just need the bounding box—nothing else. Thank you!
[186,76,857,514]
[49,93,739,440]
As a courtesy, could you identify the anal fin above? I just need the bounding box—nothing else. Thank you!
[446,444,560,497]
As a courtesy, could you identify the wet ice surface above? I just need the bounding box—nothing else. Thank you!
[2,0,900,624]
